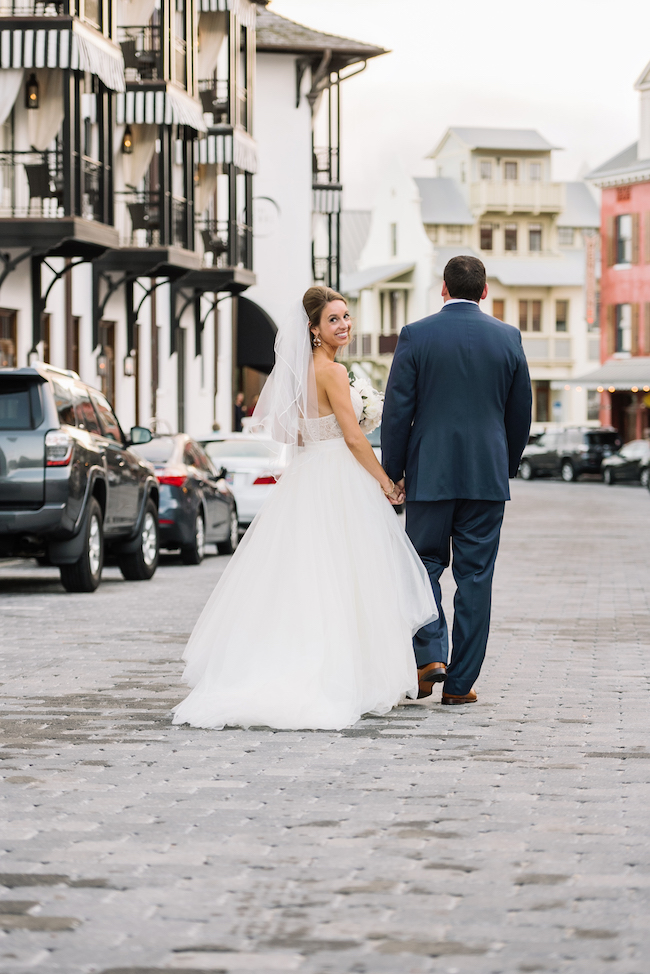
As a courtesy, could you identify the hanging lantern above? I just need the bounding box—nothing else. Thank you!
[97,350,108,377]
[25,73,39,110]
[122,125,133,154]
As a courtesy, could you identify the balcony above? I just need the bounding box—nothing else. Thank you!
[470,180,565,215]
[0,0,67,13]
[199,217,252,271]
[521,335,572,363]
[119,25,163,82]
[0,148,106,223]
[116,189,190,250]
[199,79,229,126]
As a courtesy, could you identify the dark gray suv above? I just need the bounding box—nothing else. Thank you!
[519,427,622,482]
[0,364,159,592]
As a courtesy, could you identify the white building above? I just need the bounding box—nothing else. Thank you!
[342,127,601,429]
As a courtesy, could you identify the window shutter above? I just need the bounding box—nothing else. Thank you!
[605,305,616,357]
[632,214,640,264]
[631,303,640,355]
[606,216,616,266]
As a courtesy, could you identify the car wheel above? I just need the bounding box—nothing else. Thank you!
[181,510,206,565]
[641,469,649,488]
[216,508,239,555]
[519,460,534,481]
[603,467,615,485]
[118,500,159,580]
[60,497,104,593]
[561,461,576,482]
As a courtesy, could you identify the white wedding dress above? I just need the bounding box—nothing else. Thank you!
[172,387,437,731]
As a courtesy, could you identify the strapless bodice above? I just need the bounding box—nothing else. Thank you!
[299,387,363,442]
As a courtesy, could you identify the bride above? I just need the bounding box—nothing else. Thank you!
[172,286,437,731]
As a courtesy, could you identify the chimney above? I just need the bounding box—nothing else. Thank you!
[635,61,650,161]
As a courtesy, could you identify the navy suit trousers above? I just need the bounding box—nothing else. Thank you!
[406,499,505,696]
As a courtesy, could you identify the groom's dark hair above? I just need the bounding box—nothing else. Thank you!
[444,255,486,302]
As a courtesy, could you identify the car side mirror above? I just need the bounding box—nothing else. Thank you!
[130,426,152,445]
[217,466,227,480]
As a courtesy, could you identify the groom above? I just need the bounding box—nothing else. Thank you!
[382,256,532,704]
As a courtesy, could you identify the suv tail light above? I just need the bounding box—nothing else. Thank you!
[156,471,187,488]
[45,429,73,466]
[253,474,278,485]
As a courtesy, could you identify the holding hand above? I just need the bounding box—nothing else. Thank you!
[382,477,405,506]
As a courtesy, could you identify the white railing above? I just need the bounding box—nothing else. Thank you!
[470,180,565,214]
[521,336,573,363]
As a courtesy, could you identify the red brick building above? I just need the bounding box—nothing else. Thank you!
[586,60,650,441]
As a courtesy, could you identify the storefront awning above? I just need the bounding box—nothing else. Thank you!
[560,357,650,390]
[237,297,276,374]
[196,129,258,172]
[0,21,125,91]
[116,86,207,131]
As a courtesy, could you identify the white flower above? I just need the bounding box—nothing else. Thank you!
[349,372,383,433]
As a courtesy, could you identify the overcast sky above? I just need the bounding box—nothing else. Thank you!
[268,0,650,210]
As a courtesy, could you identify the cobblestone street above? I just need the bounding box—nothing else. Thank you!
[1,479,650,974]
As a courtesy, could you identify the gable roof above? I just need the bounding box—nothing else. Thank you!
[341,210,372,276]
[255,9,387,70]
[414,177,473,225]
[428,127,559,158]
[557,182,600,229]
[586,142,650,185]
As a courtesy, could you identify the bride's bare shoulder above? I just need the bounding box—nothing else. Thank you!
[317,360,348,384]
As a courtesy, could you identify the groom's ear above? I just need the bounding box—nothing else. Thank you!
[481,283,488,301]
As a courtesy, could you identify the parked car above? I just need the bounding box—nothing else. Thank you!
[601,439,650,486]
[132,434,238,562]
[199,434,288,527]
[0,364,159,592]
[518,427,622,482]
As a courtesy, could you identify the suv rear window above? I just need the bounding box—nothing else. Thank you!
[586,431,620,446]
[0,379,42,429]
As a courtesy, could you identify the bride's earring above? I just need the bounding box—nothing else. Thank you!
[312,333,322,348]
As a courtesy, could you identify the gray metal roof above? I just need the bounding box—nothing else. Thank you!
[340,210,372,276]
[255,9,387,66]
[429,127,558,158]
[557,182,600,229]
[432,246,586,287]
[341,262,414,296]
[569,357,650,389]
[414,177,474,226]
[586,142,650,184]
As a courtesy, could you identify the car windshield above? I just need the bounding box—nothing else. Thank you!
[133,437,176,464]
[587,432,620,446]
[203,440,278,460]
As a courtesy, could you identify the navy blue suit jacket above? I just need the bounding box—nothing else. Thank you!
[381,302,532,502]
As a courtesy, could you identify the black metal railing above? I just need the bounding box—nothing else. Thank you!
[119,25,163,81]
[198,79,229,124]
[0,0,69,14]
[313,146,339,185]
[117,189,190,249]
[199,217,252,270]
[313,255,338,289]
[0,148,63,218]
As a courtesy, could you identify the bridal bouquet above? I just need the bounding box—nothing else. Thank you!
[349,371,383,433]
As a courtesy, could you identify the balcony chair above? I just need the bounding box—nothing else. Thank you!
[24,163,62,207]
[201,229,228,259]
[128,202,160,234]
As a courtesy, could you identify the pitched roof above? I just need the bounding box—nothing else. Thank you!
[341,210,372,276]
[571,357,650,389]
[586,142,650,185]
[255,9,387,69]
[432,246,586,287]
[429,127,559,158]
[414,177,473,225]
[341,262,414,296]
[557,182,600,229]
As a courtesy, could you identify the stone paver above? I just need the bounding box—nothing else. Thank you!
[1,479,649,974]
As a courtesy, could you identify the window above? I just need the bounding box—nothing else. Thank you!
[480,224,493,250]
[50,378,76,427]
[529,162,542,181]
[446,225,462,244]
[41,313,51,365]
[617,215,633,264]
[480,160,492,180]
[558,227,574,247]
[529,224,542,252]
[426,225,438,244]
[534,380,550,423]
[361,334,372,356]
[74,392,101,435]
[504,161,518,180]
[91,392,124,443]
[0,309,17,368]
[616,303,632,353]
[587,389,600,421]
[0,381,34,430]
[492,299,505,321]
[390,223,397,257]
[389,291,399,333]
[555,300,568,332]
[519,300,542,332]
[505,224,518,251]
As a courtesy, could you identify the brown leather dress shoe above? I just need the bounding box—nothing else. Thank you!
[441,689,477,705]
[418,662,447,684]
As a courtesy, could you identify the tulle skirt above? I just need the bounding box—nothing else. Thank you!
[172,438,437,731]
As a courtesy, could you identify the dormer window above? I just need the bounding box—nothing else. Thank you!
[504,161,518,181]
[480,160,492,180]
[529,162,542,181]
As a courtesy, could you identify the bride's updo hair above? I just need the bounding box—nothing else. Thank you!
[303,285,346,328]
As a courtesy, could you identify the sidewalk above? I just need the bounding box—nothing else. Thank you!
[0,479,649,973]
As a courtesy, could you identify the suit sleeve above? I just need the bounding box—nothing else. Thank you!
[381,326,417,483]
[505,334,533,477]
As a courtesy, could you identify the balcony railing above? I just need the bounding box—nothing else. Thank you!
[470,180,565,214]
[0,0,69,15]
[199,217,252,270]
[119,25,163,82]
[117,189,191,249]
[313,146,339,185]
[0,148,63,218]
[199,79,229,125]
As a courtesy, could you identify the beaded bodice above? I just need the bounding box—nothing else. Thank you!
[299,387,363,443]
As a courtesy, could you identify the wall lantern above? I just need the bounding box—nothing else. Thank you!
[123,350,136,376]
[122,125,133,154]
[25,73,39,110]
[97,350,108,378]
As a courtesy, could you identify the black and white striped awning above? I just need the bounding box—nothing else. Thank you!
[0,20,125,91]
[198,0,256,28]
[313,185,342,214]
[116,86,207,132]
[197,129,257,173]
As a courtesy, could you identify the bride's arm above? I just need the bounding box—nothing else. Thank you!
[322,365,403,503]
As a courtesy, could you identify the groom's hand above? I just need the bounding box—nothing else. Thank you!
[390,479,405,505]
